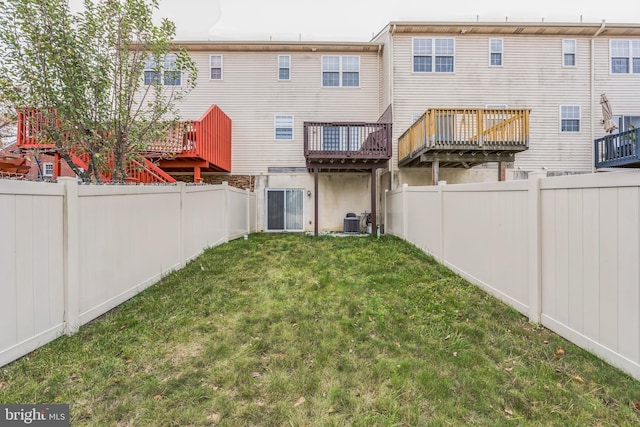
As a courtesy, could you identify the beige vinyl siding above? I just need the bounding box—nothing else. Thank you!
[379,31,392,115]
[176,51,381,175]
[391,34,594,173]
[594,37,640,132]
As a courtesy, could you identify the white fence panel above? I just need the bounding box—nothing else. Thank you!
[77,185,182,325]
[183,186,227,262]
[406,186,442,260]
[384,188,405,238]
[228,187,250,240]
[0,180,257,368]
[385,171,640,380]
[443,182,530,313]
[0,181,66,367]
[539,173,640,379]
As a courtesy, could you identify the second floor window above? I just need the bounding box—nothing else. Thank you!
[210,55,223,80]
[275,115,294,140]
[278,55,290,80]
[322,56,360,87]
[489,39,503,66]
[611,40,640,74]
[560,105,581,132]
[413,38,455,73]
[563,39,576,67]
[144,54,181,86]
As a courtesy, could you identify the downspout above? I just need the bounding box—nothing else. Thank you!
[591,20,606,173]
[389,24,396,190]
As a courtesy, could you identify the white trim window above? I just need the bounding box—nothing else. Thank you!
[43,162,54,177]
[143,54,181,86]
[613,115,640,132]
[413,38,455,73]
[210,55,223,80]
[560,105,581,132]
[562,39,576,67]
[610,40,640,74]
[489,39,503,67]
[278,55,290,80]
[322,56,360,87]
[274,115,294,140]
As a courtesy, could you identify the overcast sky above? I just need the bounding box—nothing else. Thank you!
[68,0,640,41]
[164,0,640,41]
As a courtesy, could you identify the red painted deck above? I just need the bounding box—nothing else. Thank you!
[16,105,232,183]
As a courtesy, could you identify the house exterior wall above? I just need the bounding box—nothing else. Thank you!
[176,49,382,176]
[383,25,640,187]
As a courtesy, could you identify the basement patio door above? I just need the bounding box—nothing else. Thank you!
[266,189,304,232]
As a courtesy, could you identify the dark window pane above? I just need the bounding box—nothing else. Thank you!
[413,56,432,72]
[491,53,502,66]
[342,72,359,86]
[561,119,580,132]
[435,56,453,72]
[322,72,339,86]
[611,58,629,73]
[279,68,290,80]
[211,68,222,79]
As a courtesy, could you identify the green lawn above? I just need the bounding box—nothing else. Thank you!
[1,233,639,425]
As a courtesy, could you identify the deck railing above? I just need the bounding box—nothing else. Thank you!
[304,122,392,159]
[594,128,640,168]
[398,108,530,161]
[193,105,232,172]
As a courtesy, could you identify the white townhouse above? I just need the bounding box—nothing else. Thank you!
[168,21,640,233]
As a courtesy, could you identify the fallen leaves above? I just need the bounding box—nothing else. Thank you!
[634,400,640,412]
[153,394,163,400]
[207,413,221,423]
[504,408,514,416]
[554,347,565,359]
[573,375,585,384]
[294,397,306,407]
[251,372,261,378]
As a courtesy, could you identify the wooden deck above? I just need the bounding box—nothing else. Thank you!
[303,122,392,172]
[594,128,640,168]
[398,108,530,168]
[16,105,232,183]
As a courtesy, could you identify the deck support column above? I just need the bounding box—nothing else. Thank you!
[370,167,377,235]
[498,161,506,181]
[194,166,201,183]
[314,167,319,236]
[54,153,61,179]
[431,161,440,185]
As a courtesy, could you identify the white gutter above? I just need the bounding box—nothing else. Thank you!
[591,20,605,173]
[389,24,396,190]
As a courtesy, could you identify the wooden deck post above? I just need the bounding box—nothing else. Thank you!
[431,161,440,185]
[314,167,319,236]
[498,161,506,181]
[371,167,377,235]
[54,153,61,178]
[194,166,201,183]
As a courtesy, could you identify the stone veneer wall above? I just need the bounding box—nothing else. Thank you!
[173,174,255,191]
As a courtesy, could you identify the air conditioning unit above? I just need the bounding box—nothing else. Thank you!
[343,216,360,233]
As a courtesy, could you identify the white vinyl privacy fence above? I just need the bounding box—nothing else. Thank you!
[0,179,256,367]
[386,171,640,380]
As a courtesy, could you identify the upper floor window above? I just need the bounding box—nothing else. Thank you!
[413,38,455,73]
[274,115,294,140]
[322,56,360,87]
[610,40,640,74]
[563,39,576,67]
[560,105,580,132]
[278,55,291,80]
[210,55,223,80]
[489,39,503,66]
[144,54,181,86]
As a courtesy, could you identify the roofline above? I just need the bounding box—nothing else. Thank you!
[377,20,640,37]
[171,40,384,53]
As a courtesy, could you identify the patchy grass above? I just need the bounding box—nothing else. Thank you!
[1,233,640,425]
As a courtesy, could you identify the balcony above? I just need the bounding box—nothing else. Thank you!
[594,128,640,168]
[398,108,530,168]
[17,104,231,182]
[304,122,392,172]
